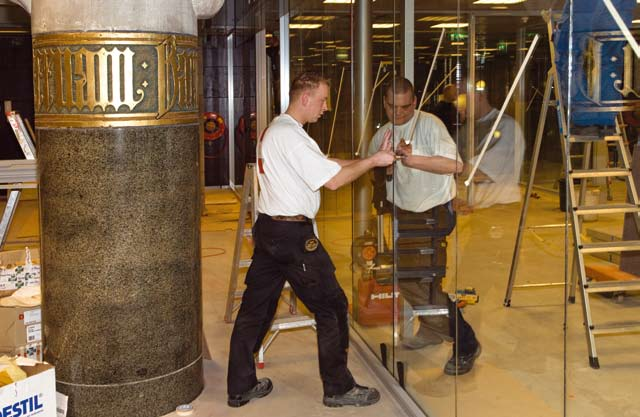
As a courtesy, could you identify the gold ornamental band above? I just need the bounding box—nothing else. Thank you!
[33,32,199,128]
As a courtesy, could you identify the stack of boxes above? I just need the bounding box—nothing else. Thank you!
[0,248,42,361]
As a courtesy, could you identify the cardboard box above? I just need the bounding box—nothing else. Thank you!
[0,249,40,294]
[8,343,43,363]
[0,307,42,353]
[0,363,56,417]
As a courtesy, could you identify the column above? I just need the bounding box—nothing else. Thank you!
[25,1,223,416]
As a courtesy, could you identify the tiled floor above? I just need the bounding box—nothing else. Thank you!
[4,182,640,417]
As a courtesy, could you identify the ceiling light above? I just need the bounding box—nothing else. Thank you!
[414,46,431,49]
[491,6,508,9]
[373,23,399,29]
[373,34,394,39]
[476,48,497,51]
[431,23,469,28]
[293,15,336,21]
[323,0,353,3]
[289,23,323,29]
[418,16,458,22]
[633,19,640,24]
[473,0,525,3]
[451,41,465,46]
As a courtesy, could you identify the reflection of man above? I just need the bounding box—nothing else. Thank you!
[368,77,481,376]
[463,82,525,209]
[431,84,458,135]
[227,72,395,408]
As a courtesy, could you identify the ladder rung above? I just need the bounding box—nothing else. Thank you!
[580,241,640,253]
[570,168,631,179]
[397,247,435,255]
[396,267,445,279]
[585,279,640,293]
[591,322,640,335]
[411,305,449,317]
[569,134,622,143]
[270,315,316,331]
[574,203,640,216]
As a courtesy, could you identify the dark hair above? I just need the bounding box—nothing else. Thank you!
[290,71,330,101]
[384,77,415,99]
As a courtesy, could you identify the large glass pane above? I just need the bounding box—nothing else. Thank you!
[286,0,358,347]
[454,10,566,417]
[563,1,640,416]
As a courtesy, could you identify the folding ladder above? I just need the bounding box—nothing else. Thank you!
[224,163,316,368]
[505,12,640,368]
[1,111,37,250]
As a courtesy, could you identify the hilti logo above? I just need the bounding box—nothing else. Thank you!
[371,292,399,300]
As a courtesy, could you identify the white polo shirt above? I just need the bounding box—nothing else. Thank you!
[257,114,341,219]
[368,110,460,213]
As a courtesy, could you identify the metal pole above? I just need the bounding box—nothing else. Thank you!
[227,33,236,188]
[354,0,372,238]
[279,0,290,113]
[403,0,414,83]
[467,14,476,206]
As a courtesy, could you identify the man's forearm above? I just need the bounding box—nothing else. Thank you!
[324,158,376,190]
[403,155,463,175]
[329,158,359,167]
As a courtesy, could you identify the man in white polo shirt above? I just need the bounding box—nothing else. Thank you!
[227,72,395,408]
[368,77,480,376]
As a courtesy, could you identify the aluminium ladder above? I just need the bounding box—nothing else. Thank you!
[505,13,640,368]
[1,111,37,250]
[224,163,316,368]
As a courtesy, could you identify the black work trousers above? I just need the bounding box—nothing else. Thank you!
[227,214,356,397]
[396,202,478,355]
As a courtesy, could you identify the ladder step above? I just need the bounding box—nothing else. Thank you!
[574,203,640,216]
[585,279,640,293]
[580,241,640,253]
[591,322,640,335]
[570,168,631,179]
[569,134,622,143]
[270,315,316,331]
[397,247,435,255]
[396,266,445,279]
[411,305,449,317]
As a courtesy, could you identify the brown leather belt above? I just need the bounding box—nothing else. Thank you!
[270,214,310,222]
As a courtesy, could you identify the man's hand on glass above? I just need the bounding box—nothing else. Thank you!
[372,130,395,167]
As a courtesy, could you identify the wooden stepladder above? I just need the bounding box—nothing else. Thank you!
[224,163,316,368]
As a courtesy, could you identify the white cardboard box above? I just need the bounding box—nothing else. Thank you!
[0,364,56,417]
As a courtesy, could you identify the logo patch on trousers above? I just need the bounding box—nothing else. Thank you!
[304,238,319,252]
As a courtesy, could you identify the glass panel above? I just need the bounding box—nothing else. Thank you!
[563,2,640,416]
[456,11,566,416]
[351,0,401,377]
[286,0,357,348]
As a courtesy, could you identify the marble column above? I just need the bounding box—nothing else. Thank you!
[13,1,223,416]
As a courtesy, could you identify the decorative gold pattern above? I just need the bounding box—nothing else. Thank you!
[32,32,199,128]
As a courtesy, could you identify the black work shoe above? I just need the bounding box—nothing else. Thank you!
[444,343,481,376]
[323,384,381,407]
[227,378,273,407]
